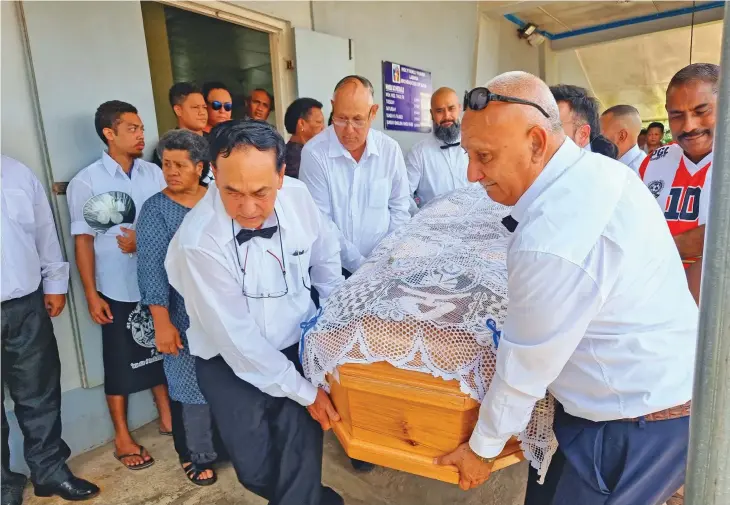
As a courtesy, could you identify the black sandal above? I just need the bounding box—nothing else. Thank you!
[114,445,155,470]
[181,461,217,487]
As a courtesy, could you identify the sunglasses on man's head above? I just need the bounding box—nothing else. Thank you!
[464,87,550,118]
[211,101,233,112]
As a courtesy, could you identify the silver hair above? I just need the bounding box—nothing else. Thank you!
[156,129,210,166]
[333,75,375,104]
[156,129,211,184]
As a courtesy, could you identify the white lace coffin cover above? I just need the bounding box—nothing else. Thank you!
[301,185,557,481]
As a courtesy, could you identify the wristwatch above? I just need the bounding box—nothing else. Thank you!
[469,447,497,465]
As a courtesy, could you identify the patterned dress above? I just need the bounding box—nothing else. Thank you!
[137,191,206,404]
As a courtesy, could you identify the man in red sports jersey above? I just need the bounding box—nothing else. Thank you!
[639,63,718,302]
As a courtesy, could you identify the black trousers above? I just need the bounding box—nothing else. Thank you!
[1,287,71,486]
[196,345,326,505]
[170,399,228,464]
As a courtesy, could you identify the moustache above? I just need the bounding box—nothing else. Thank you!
[679,129,711,141]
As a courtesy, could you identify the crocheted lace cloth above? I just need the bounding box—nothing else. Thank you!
[302,185,557,481]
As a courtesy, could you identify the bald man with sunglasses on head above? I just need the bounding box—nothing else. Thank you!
[435,72,696,505]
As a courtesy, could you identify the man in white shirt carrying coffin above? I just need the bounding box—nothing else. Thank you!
[299,75,411,278]
[435,72,697,505]
[166,120,344,505]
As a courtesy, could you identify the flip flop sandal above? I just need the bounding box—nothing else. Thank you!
[159,429,173,436]
[181,461,217,487]
[114,445,155,470]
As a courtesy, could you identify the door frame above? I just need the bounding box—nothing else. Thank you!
[155,0,292,132]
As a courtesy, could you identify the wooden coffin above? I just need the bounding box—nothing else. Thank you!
[327,361,524,483]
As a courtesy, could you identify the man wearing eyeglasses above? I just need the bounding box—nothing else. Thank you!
[165,120,344,505]
[202,81,233,134]
[406,87,472,214]
[299,75,411,277]
[435,72,696,505]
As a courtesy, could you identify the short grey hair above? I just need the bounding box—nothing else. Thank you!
[156,129,211,184]
[157,129,209,165]
[334,75,375,101]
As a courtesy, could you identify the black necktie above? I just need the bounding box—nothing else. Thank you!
[501,215,518,233]
[440,142,461,150]
[236,226,278,245]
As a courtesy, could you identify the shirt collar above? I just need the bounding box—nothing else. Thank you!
[512,137,583,223]
[327,127,380,160]
[432,134,462,147]
[619,144,643,166]
[101,151,137,178]
[208,184,290,248]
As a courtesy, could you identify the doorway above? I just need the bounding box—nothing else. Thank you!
[141,2,275,134]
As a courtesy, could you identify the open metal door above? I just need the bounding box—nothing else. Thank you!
[294,28,355,120]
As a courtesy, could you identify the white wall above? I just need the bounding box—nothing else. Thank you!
[1,1,82,392]
[545,49,594,92]
[236,1,311,29]
[474,14,541,87]
[21,0,161,388]
[310,1,481,153]
[1,1,159,467]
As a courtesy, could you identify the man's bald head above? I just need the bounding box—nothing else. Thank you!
[431,87,458,109]
[486,72,563,133]
[430,87,462,143]
[331,75,378,155]
[600,105,643,158]
[461,71,566,206]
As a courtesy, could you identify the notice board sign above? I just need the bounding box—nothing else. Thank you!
[382,61,432,133]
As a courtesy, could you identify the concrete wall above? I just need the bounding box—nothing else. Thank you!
[0,1,82,394]
[309,1,480,152]
[544,48,594,92]
[474,13,541,87]
[1,1,159,472]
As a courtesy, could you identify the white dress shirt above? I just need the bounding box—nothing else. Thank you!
[618,144,647,174]
[299,126,411,272]
[469,138,698,459]
[1,156,69,302]
[165,178,344,407]
[405,135,472,212]
[67,152,165,302]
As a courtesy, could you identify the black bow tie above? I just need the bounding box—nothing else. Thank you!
[440,142,461,150]
[236,226,278,245]
[501,215,518,233]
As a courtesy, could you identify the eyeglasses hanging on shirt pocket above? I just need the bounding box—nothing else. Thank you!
[291,249,312,292]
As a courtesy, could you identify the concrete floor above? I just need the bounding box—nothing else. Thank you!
[23,422,528,505]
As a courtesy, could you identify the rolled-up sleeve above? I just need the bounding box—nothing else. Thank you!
[67,176,95,236]
[166,238,318,407]
[469,251,602,458]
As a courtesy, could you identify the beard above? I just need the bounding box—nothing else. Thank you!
[433,120,461,144]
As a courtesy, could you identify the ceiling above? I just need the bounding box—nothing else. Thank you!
[485,1,723,39]
[576,19,723,121]
[483,1,725,122]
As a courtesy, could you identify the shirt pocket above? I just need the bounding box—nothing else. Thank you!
[286,247,312,294]
[368,178,390,208]
[4,189,35,226]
